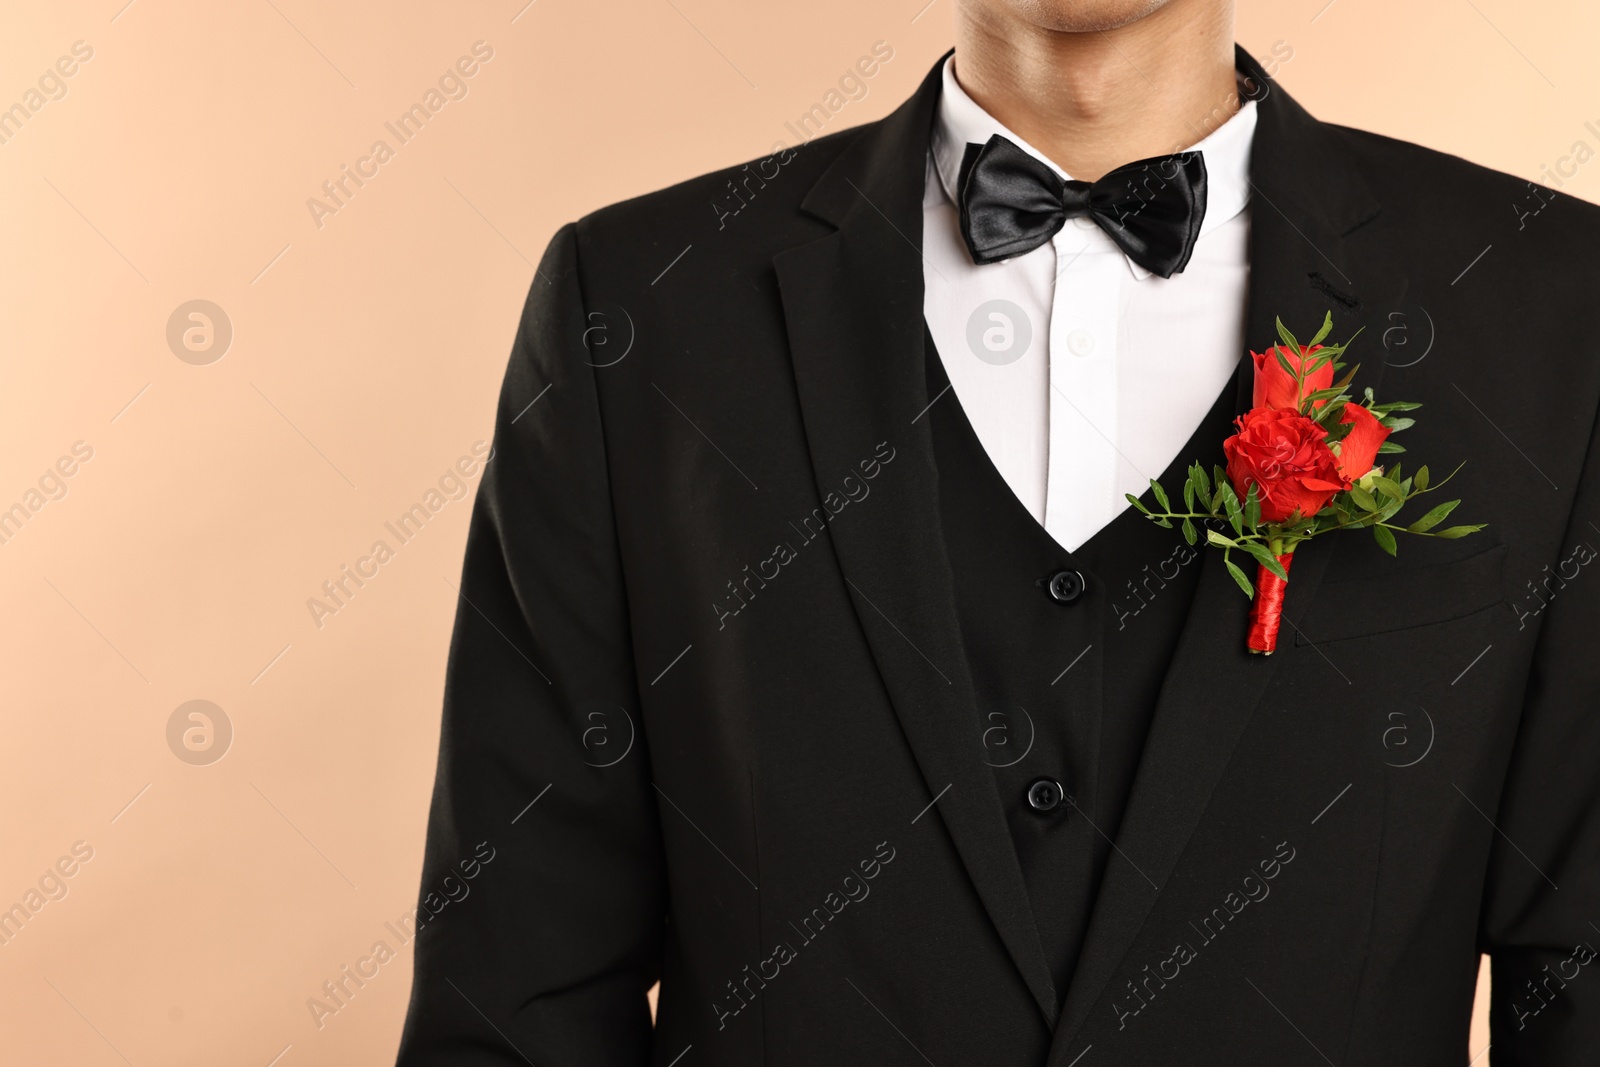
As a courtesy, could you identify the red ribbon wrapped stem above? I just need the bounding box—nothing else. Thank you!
[1246,552,1295,655]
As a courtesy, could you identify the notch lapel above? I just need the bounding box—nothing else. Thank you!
[1049,48,1408,1056]
[773,57,1061,1023]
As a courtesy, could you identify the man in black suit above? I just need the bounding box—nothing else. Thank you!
[396,1,1600,1062]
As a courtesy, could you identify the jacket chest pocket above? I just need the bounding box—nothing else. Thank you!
[1293,542,1508,647]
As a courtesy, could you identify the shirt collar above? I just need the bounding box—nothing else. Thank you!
[929,54,1258,275]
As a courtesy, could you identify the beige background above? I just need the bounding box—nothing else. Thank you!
[2,0,1590,1062]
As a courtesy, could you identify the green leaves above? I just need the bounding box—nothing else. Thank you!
[1126,490,1171,527]
[1207,524,1284,599]
[1407,498,1459,533]
[1266,313,1361,418]
[1225,492,1245,537]
[1373,524,1397,556]
[1371,476,1406,501]
[1239,539,1289,580]
[1225,557,1255,599]
[1202,476,1247,538]
[1188,462,1213,511]
[1275,316,1301,355]
[1304,349,1337,375]
[1113,311,1479,593]
[1307,310,1335,348]
[1369,399,1422,417]
[1137,480,1174,527]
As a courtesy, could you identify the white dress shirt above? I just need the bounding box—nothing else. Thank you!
[924,56,1258,552]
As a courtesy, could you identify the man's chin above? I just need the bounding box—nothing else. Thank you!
[1004,0,1177,34]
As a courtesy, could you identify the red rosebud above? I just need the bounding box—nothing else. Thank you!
[1252,344,1333,412]
[1223,406,1347,523]
[1333,403,1390,481]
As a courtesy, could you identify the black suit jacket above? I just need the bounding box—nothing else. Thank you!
[396,49,1600,1065]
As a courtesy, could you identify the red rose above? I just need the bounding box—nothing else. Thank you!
[1252,344,1333,412]
[1224,406,1348,523]
[1333,403,1390,480]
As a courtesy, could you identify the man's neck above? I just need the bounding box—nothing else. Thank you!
[951,2,1239,182]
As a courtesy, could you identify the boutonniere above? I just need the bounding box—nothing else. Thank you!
[1129,313,1484,654]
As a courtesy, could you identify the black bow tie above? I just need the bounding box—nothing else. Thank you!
[956,134,1209,278]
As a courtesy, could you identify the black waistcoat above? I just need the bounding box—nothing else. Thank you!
[924,327,1243,998]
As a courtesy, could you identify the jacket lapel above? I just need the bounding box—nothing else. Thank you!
[1050,47,1408,1055]
[773,56,1061,1023]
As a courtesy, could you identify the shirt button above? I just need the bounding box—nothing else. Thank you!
[1026,777,1066,814]
[1046,569,1086,604]
[1066,329,1096,357]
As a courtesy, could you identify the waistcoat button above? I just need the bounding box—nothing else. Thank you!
[1046,569,1086,604]
[1026,777,1066,814]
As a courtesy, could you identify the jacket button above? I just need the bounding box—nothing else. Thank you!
[1026,777,1066,814]
[1046,569,1085,604]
